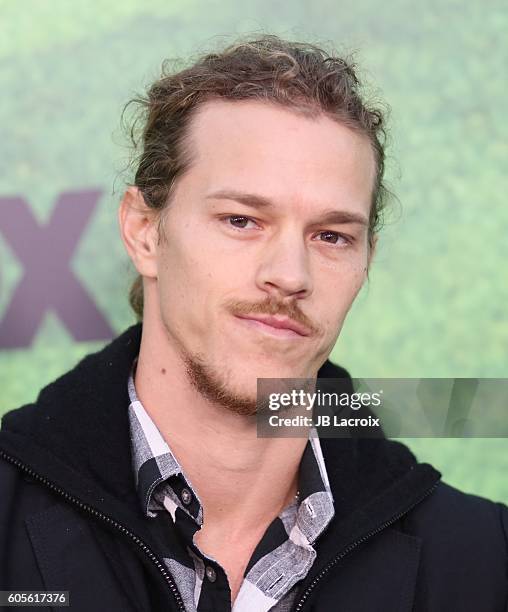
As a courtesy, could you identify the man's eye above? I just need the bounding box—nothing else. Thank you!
[226,215,257,229]
[316,231,350,246]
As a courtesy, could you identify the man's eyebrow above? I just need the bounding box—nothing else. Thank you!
[206,189,273,209]
[205,189,369,227]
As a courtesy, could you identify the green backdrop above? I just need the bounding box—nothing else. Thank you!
[1,0,506,502]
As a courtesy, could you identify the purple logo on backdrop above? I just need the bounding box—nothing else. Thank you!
[0,190,114,349]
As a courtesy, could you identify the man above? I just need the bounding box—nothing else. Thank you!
[0,36,506,612]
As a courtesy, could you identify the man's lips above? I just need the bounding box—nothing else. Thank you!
[234,314,311,337]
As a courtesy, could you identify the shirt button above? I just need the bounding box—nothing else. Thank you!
[205,566,216,582]
[181,488,192,505]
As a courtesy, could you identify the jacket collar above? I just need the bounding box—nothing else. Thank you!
[0,323,441,562]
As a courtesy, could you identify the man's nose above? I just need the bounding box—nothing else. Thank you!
[255,231,313,300]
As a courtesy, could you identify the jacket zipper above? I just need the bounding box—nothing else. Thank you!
[0,450,185,612]
[292,479,440,612]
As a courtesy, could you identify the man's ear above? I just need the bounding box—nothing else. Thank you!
[118,186,159,279]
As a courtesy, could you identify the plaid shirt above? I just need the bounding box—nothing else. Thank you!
[128,360,335,612]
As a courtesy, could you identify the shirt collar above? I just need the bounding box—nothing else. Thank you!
[127,357,334,545]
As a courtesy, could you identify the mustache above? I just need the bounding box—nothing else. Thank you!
[225,296,319,336]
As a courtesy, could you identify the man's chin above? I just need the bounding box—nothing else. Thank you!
[183,353,260,417]
[182,346,317,416]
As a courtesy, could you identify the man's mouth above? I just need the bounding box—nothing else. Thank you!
[234,314,311,338]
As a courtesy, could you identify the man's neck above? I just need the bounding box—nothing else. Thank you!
[134,327,307,533]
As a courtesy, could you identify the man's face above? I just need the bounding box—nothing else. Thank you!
[152,100,375,413]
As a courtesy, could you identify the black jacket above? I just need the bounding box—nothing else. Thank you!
[0,324,507,611]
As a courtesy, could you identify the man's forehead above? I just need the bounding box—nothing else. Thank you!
[189,98,372,157]
[183,98,376,214]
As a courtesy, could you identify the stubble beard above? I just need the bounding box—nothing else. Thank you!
[177,296,321,417]
[183,351,259,417]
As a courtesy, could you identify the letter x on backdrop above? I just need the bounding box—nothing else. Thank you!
[0,191,114,349]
